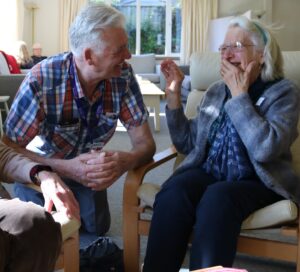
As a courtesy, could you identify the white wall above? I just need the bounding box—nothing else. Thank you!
[218,0,265,18]
[23,0,60,56]
[218,0,300,51]
[272,0,300,51]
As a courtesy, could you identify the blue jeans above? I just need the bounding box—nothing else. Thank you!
[14,178,110,236]
[143,167,283,272]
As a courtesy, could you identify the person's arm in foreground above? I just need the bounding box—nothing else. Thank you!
[0,141,80,221]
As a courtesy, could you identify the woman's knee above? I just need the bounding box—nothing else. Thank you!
[198,181,260,223]
[155,169,209,207]
[197,182,244,219]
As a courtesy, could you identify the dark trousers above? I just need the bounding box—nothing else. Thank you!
[0,198,62,272]
[14,177,110,236]
[143,167,283,272]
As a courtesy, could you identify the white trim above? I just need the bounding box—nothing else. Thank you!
[165,0,172,55]
[103,0,181,57]
[136,0,141,54]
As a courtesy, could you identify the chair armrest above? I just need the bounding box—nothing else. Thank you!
[25,182,81,241]
[123,146,177,205]
[52,212,81,241]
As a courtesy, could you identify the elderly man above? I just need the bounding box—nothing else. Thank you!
[31,42,47,65]
[3,2,155,239]
[0,141,80,272]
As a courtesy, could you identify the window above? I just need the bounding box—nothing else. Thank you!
[91,0,181,56]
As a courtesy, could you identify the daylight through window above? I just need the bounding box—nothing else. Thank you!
[91,0,181,56]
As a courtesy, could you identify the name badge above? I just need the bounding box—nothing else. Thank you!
[256,97,265,106]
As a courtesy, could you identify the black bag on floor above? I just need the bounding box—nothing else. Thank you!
[80,237,124,272]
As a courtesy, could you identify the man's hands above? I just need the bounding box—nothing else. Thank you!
[38,171,80,221]
[85,151,129,190]
[62,151,132,191]
[220,59,261,96]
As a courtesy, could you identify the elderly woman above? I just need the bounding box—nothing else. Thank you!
[15,40,34,69]
[143,16,300,271]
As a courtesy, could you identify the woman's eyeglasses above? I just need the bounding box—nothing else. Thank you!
[218,41,255,54]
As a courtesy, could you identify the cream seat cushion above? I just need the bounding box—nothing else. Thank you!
[52,212,80,241]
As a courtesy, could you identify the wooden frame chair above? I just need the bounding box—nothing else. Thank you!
[123,51,300,272]
[123,145,300,272]
[52,211,80,272]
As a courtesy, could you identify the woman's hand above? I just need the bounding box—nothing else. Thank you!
[220,59,261,96]
[161,59,184,109]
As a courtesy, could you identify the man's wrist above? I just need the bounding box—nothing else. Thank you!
[30,165,53,185]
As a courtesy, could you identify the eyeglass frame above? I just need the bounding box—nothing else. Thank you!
[218,41,255,54]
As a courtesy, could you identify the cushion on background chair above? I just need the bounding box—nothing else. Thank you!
[0,51,21,74]
[4,54,21,74]
[127,54,160,84]
[127,54,156,74]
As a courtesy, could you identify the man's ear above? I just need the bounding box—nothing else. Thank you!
[83,48,93,65]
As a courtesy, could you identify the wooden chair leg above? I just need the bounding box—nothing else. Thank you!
[55,232,79,272]
[123,202,141,272]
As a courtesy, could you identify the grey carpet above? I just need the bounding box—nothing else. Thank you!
[106,99,296,272]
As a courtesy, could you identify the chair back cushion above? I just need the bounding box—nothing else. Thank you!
[190,52,220,91]
[4,54,21,74]
[127,54,156,74]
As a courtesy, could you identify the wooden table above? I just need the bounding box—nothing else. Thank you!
[137,78,165,131]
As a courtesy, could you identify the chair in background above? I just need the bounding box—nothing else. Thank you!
[123,51,300,272]
[127,54,161,86]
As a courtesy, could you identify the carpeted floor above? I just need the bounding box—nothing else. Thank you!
[105,99,296,272]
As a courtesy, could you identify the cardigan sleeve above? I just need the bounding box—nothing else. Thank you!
[225,79,300,162]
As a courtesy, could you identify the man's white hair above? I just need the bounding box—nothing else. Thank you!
[69,2,125,57]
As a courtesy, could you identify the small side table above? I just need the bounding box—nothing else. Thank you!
[0,96,10,136]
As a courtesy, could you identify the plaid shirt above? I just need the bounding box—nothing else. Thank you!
[4,52,148,158]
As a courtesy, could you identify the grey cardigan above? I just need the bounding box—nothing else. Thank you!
[166,79,300,204]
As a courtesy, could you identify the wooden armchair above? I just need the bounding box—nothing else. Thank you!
[123,145,300,272]
[122,51,300,272]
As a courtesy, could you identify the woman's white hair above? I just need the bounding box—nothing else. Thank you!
[228,16,283,81]
[69,2,125,57]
